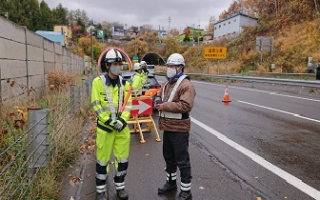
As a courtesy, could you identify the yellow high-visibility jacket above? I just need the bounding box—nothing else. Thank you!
[91,74,132,131]
[141,69,148,84]
[131,72,143,90]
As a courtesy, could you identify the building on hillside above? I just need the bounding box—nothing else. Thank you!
[112,25,125,39]
[203,31,214,44]
[54,25,72,46]
[123,26,139,40]
[179,27,204,43]
[35,30,64,46]
[157,29,167,42]
[213,12,257,40]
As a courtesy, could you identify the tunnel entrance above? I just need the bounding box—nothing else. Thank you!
[141,52,166,66]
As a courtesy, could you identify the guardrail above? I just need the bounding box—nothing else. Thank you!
[188,73,320,89]
[154,69,320,89]
[258,72,315,77]
[0,76,95,199]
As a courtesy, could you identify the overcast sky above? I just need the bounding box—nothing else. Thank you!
[43,0,234,32]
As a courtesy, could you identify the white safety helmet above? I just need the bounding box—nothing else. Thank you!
[104,49,123,64]
[140,61,147,67]
[133,63,142,70]
[166,53,185,66]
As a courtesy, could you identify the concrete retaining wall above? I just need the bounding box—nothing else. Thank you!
[0,16,84,102]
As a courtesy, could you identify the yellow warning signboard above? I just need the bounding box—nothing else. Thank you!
[204,47,227,59]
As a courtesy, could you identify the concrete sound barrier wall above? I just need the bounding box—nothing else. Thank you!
[0,16,84,102]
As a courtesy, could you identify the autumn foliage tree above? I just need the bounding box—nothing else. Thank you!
[163,36,182,59]
[183,28,191,42]
[77,37,102,62]
[122,39,149,60]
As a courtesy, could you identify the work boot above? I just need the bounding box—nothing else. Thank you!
[175,191,192,200]
[116,189,129,200]
[158,181,177,194]
[96,192,107,200]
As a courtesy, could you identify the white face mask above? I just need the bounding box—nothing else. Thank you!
[110,65,121,75]
[166,67,177,78]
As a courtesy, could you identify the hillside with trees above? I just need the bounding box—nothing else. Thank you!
[198,0,320,74]
[1,0,320,73]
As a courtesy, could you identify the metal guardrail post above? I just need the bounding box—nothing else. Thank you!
[70,85,80,115]
[86,80,90,97]
[316,67,320,80]
[82,79,90,97]
[89,75,95,94]
[82,79,89,98]
[27,108,50,169]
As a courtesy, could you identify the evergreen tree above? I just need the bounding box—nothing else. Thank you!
[0,0,11,19]
[25,0,41,31]
[9,0,29,28]
[52,3,68,25]
[39,0,53,30]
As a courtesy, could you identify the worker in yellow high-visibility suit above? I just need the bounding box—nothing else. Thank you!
[140,60,149,84]
[131,63,144,96]
[91,48,132,200]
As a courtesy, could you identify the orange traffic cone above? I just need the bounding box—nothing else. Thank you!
[222,85,231,103]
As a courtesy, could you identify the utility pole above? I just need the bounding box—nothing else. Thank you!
[91,27,93,64]
[168,17,171,35]
[135,39,137,56]
[193,24,195,44]
[198,21,200,45]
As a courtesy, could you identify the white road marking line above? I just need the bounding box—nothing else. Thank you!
[238,100,320,124]
[192,80,320,102]
[269,93,320,102]
[191,117,320,200]
[192,81,271,94]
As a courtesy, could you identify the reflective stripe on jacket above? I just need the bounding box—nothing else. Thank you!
[91,74,132,130]
[158,75,196,132]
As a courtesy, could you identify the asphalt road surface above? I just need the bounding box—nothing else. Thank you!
[61,77,320,200]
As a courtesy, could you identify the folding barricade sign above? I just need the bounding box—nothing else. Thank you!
[127,96,161,143]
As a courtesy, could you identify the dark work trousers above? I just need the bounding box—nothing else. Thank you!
[163,131,192,184]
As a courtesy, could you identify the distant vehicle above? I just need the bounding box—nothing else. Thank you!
[121,72,160,89]
[122,61,130,71]
[147,64,155,74]
[147,64,154,69]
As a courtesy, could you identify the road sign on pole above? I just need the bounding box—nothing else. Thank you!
[204,47,227,59]
[97,30,104,39]
[130,99,153,116]
[84,56,89,67]
[255,36,273,66]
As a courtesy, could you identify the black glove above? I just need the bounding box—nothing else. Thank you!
[104,118,116,126]
[114,117,127,132]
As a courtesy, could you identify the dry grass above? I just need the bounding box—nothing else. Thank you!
[47,70,76,91]
[0,72,91,200]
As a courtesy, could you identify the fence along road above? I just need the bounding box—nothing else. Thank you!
[0,76,95,199]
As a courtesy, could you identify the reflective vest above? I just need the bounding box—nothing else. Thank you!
[160,75,188,119]
[91,74,132,130]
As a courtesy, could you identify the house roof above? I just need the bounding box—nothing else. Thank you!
[214,12,258,25]
[35,31,64,45]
